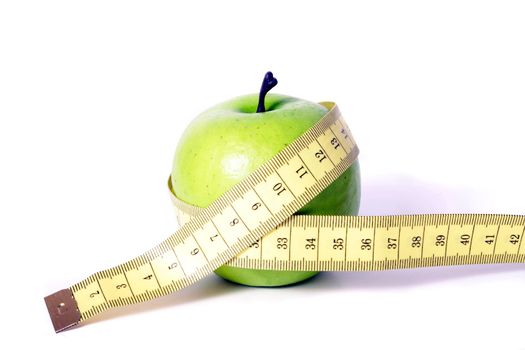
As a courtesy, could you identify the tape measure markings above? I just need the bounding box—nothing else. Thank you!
[46,102,358,332]
[45,101,525,333]
[172,193,525,270]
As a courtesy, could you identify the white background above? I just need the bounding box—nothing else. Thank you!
[1,1,525,349]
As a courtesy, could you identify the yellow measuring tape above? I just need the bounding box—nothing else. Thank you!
[44,102,525,333]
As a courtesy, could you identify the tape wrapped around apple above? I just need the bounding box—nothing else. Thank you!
[170,72,361,286]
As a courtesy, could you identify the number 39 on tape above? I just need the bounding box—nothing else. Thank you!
[44,102,525,333]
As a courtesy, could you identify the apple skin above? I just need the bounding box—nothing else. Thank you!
[171,93,361,286]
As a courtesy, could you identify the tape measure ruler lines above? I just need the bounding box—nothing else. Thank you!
[45,102,358,332]
[45,102,525,333]
[172,195,525,270]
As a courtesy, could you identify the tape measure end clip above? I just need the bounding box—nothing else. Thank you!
[44,289,81,333]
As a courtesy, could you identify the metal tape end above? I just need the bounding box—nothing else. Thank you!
[44,289,81,333]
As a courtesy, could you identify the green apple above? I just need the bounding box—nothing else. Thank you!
[171,73,360,286]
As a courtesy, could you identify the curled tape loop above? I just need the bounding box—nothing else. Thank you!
[46,102,360,332]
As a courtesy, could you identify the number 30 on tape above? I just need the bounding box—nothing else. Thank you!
[44,102,525,333]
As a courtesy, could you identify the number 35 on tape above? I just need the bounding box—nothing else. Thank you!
[44,102,525,333]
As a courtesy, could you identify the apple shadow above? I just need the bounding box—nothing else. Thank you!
[80,175,524,327]
[358,174,486,216]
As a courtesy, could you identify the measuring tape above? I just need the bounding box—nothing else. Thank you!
[45,102,525,333]
[170,189,525,270]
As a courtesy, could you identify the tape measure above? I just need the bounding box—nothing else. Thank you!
[44,102,525,333]
[170,190,525,271]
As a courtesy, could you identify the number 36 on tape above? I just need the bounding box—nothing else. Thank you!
[44,102,525,333]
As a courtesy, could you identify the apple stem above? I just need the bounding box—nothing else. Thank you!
[256,71,278,113]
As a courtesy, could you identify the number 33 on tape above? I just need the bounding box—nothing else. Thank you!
[44,102,525,333]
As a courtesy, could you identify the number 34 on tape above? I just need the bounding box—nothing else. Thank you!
[44,102,525,333]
